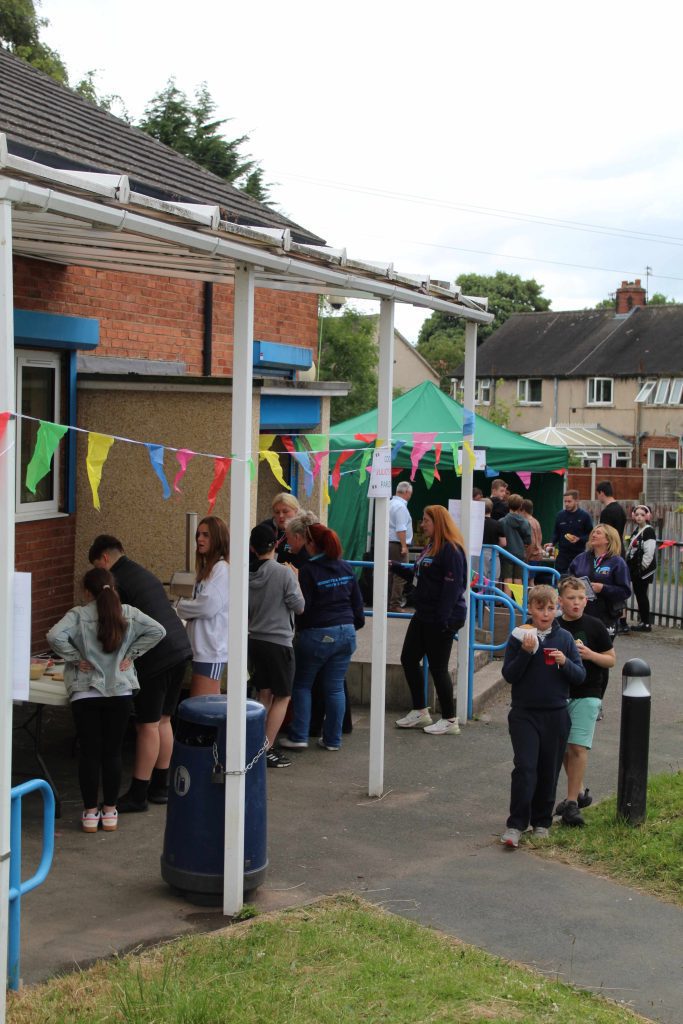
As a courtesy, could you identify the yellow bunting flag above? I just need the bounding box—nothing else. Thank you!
[259,434,276,452]
[322,478,331,506]
[463,440,476,471]
[86,433,115,511]
[509,583,524,606]
[259,449,290,490]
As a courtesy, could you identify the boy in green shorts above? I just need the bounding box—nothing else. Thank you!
[555,576,616,826]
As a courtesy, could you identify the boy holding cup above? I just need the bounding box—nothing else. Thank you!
[501,585,585,848]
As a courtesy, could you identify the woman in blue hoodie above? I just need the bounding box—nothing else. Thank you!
[392,505,468,736]
[568,524,631,636]
[280,524,365,752]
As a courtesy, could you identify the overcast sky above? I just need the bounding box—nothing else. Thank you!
[41,0,683,342]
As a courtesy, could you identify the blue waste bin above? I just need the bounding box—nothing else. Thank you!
[160,695,267,904]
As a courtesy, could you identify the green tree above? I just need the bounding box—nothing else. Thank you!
[0,0,68,83]
[594,295,616,309]
[648,292,677,305]
[417,271,551,391]
[319,308,378,424]
[74,69,130,120]
[138,80,271,202]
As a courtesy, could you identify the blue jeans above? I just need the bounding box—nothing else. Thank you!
[288,624,357,748]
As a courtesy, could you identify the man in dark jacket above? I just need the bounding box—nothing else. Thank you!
[551,490,593,574]
[89,535,192,811]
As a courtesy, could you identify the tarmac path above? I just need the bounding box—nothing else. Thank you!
[12,628,682,1022]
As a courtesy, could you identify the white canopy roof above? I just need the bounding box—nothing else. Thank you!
[523,423,632,451]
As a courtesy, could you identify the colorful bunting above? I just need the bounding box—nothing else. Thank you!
[259,449,290,490]
[354,432,377,444]
[463,408,475,436]
[358,448,373,484]
[146,444,171,500]
[516,471,532,490]
[207,457,232,513]
[25,420,68,494]
[331,449,354,490]
[173,449,196,493]
[463,440,476,472]
[322,477,330,506]
[434,442,442,482]
[390,439,406,463]
[86,433,115,511]
[509,583,524,606]
[292,449,314,495]
[410,432,437,481]
[0,411,10,442]
[280,435,296,456]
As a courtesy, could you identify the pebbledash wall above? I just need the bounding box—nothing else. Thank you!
[13,257,320,648]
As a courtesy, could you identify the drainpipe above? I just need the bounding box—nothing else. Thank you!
[553,377,559,425]
[203,282,213,377]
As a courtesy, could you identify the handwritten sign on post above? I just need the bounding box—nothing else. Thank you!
[368,446,392,498]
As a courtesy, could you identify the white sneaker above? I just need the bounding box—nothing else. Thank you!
[532,826,550,838]
[395,709,432,729]
[423,717,460,735]
[501,827,522,848]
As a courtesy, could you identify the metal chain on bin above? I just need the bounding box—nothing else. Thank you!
[218,736,270,777]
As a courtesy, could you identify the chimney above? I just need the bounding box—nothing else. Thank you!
[615,278,646,314]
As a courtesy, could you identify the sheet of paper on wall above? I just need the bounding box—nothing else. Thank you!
[13,572,31,701]
[368,446,392,498]
[448,500,485,557]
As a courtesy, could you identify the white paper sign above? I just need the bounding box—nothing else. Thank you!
[457,447,487,471]
[13,572,31,701]
[448,500,486,558]
[368,446,392,498]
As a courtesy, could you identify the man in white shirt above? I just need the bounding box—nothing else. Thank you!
[388,481,414,611]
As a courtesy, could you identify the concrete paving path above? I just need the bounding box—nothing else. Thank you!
[12,628,682,1023]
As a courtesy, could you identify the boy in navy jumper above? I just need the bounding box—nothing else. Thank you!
[501,585,585,848]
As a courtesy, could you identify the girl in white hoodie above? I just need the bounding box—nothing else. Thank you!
[177,515,229,696]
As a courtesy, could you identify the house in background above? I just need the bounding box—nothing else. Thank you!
[452,280,683,472]
[1,47,346,645]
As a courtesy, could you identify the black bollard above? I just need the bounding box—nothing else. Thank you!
[616,658,651,825]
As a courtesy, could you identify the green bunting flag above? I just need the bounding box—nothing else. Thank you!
[25,421,68,494]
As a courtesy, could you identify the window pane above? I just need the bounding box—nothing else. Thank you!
[665,450,678,468]
[529,379,542,402]
[517,379,526,401]
[654,379,670,404]
[669,379,683,405]
[635,380,656,403]
[20,365,57,505]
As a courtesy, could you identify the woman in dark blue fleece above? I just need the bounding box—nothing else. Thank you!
[501,585,585,848]
[280,523,365,752]
[392,505,468,736]
[568,524,631,636]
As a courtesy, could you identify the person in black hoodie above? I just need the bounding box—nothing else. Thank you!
[393,505,468,736]
[89,535,192,811]
[500,584,585,848]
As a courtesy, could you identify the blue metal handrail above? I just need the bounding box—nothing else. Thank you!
[7,779,55,991]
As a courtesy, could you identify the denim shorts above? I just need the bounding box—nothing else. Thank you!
[567,697,602,748]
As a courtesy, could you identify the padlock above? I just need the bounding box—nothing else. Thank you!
[211,764,225,785]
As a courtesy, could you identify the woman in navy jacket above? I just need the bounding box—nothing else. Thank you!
[280,523,365,752]
[392,505,468,736]
[568,524,631,635]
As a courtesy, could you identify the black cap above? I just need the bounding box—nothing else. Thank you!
[250,523,276,555]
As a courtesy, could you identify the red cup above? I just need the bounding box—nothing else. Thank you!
[543,648,557,666]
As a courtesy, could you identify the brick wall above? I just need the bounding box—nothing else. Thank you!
[638,435,681,464]
[13,259,320,373]
[15,516,76,651]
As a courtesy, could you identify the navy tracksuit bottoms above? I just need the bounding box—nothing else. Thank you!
[507,705,571,830]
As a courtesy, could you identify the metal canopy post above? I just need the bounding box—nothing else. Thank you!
[0,199,16,1019]
[456,320,477,722]
[223,263,254,916]
[368,298,395,797]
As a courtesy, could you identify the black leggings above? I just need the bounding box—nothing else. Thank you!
[632,577,652,625]
[400,616,456,719]
[71,696,133,808]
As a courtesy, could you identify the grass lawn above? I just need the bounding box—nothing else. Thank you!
[527,770,683,904]
[8,895,650,1024]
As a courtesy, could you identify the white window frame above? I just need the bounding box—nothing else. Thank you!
[635,379,656,403]
[653,378,671,405]
[647,448,679,470]
[474,378,491,405]
[517,377,542,404]
[587,377,613,406]
[668,379,683,405]
[15,351,62,520]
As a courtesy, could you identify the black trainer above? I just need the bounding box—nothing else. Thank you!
[117,792,148,813]
[632,622,652,632]
[266,750,291,768]
[561,800,585,827]
[147,786,169,805]
[578,787,592,809]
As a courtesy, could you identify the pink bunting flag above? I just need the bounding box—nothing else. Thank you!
[312,451,327,479]
[410,432,437,482]
[173,449,196,493]
[207,457,232,513]
[516,471,532,489]
[434,442,442,481]
[331,450,354,490]
[0,411,10,443]
[552,468,567,476]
